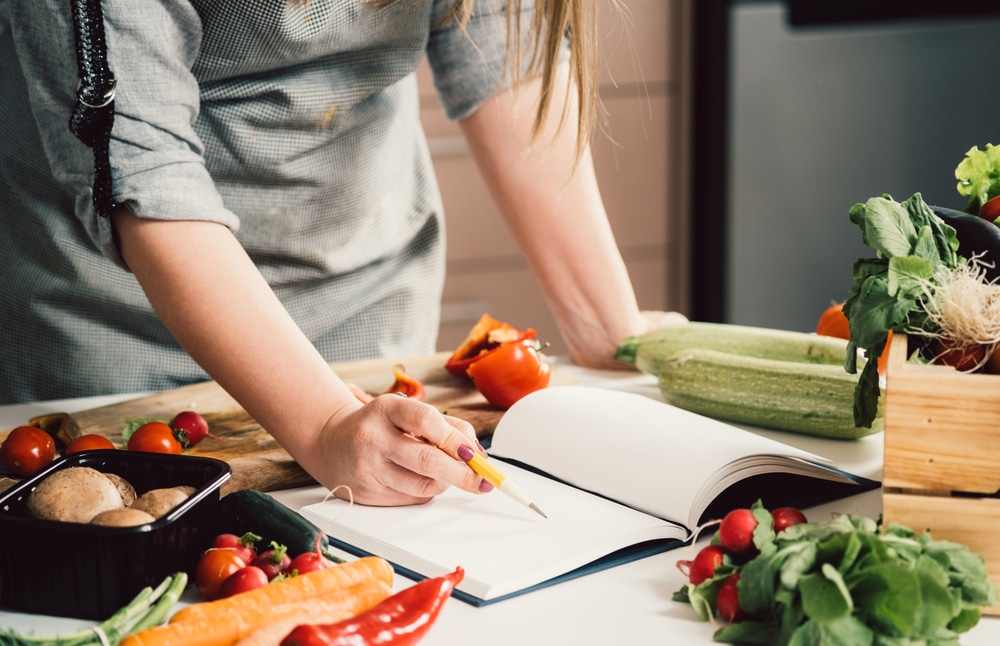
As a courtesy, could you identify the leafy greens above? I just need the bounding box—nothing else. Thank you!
[842,193,960,428]
[674,501,996,645]
[955,143,1000,214]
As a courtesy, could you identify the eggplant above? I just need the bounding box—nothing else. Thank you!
[932,206,1000,283]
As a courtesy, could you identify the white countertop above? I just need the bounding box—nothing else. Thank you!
[0,360,996,645]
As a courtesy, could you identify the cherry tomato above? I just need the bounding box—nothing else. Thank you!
[716,573,746,623]
[0,426,56,477]
[170,411,216,447]
[127,421,183,455]
[771,507,807,533]
[220,565,269,598]
[65,434,117,454]
[196,548,247,600]
[466,340,552,410]
[211,532,259,564]
[382,364,426,400]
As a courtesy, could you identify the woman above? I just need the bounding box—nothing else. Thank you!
[1,0,684,504]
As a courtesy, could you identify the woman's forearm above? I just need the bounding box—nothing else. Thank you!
[458,65,650,366]
[110,210,355,459]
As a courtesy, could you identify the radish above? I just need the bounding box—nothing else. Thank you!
[287,533,333,576]
[718,508,757,555]
[771,507,807,533]
[715,573,745,623]
[170,410,218,447]
[212,532,259,564]
[688,544,726,585]
[253,541,292,580]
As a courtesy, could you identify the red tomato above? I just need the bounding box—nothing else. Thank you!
[771,507,807,533]
[127,421,183,455]
[978,195,1000,223]
[0,426,56,477]
[170,411,215,447]
[220,565,269,598]
[815,302,851,340]
[466,340,552,410]
[65,434,117,454]
[716,573,746,623]
[196,548,247,601]
[688,544,726,585]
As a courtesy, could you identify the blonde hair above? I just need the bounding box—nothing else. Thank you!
[298,0,598,160]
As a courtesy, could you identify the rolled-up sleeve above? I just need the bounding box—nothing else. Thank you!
[426,0,542,121]
[9,0,238,268]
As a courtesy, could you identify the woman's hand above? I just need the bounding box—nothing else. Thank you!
[303,394,491,507]
[563,310,689,370]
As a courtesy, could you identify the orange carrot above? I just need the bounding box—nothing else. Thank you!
[120,557,393,646]
[172,556,391,625]
[232,585,394,646]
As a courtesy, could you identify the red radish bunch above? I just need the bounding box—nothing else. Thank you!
[196,531,334,600]
[676,505,808,624]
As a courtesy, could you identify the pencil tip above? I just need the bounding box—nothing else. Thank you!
[530,503,547,519]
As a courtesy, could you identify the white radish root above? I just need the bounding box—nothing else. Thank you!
[914,259,1000,368]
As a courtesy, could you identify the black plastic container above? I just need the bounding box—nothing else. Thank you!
[0,450,231,619]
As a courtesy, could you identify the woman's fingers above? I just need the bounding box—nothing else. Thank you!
[323,394,488,505]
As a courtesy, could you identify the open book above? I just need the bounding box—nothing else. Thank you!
[300,386,878,605]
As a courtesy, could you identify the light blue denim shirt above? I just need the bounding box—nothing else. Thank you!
[0,0,528,402]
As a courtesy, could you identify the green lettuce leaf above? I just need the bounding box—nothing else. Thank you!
[955,143,1000,213]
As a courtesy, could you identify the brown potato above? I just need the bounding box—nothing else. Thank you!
[90,508,156,527]
[131,485,197,519]
[26,466,124,523]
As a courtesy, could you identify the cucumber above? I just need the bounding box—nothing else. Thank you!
[616,323,881,439]
[215,489,343,563]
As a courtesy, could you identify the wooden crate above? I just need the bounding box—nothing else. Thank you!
[882,333,1000,615]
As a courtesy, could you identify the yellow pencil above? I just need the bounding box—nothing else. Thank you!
[464,449,547,518]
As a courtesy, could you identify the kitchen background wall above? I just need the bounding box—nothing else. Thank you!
[724,2,1000,332]
[419,0,691,355]
[420,0,1000,354]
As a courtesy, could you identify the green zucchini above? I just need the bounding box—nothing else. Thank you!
[215,489,343,563]
[615,321,852,375]
[616,323,881,439]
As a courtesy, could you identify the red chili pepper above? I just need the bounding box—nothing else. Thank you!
[280,567,464,646]
[382,364,426,401]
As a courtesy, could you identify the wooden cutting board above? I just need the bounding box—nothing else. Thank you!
[4,352,570,495]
